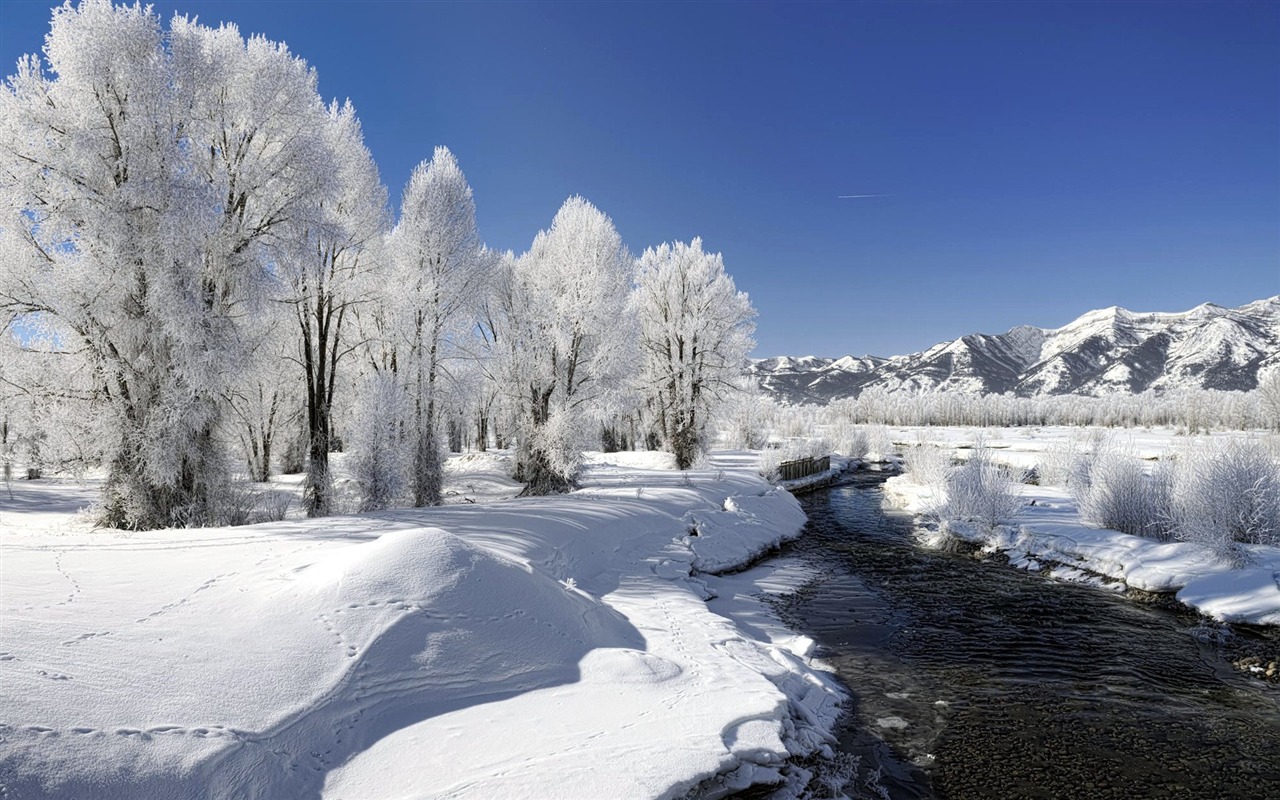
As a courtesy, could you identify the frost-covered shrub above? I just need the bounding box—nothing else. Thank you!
[1037,434,1098,489]
[942,453,1022,529]
[258,491,292,523]
[349,373,410,511]
[720,402,769,451]
[1172,439,1280,562]
[902,444,951,487]
[215,484,261,528]
[864,425,893,462]
[716,380,773,450]
[757,447,783,480]
[412,428,445,508]
[1073,449,1174,541]
[829,419,870,460]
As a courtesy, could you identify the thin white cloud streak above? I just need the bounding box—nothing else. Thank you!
[837,194,889,198]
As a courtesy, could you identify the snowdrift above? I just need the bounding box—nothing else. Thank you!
[1,452,837,799]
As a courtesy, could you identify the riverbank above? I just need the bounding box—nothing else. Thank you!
[0,451,844,798]
[882,473,1280,628]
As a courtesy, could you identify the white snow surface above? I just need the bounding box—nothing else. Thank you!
[0,451,836,799]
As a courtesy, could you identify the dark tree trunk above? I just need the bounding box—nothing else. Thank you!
[476,412,489,452]
[448,417,463,453]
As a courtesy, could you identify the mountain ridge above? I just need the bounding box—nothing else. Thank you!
[750,296,1280,404]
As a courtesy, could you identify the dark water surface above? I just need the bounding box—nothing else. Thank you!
[774,474,1280,799]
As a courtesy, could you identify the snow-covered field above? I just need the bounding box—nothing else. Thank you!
[0,451,844,799]
[877,426,1280,626]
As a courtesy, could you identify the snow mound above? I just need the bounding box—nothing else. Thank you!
[578,648,683,684]
[1,528,637,799]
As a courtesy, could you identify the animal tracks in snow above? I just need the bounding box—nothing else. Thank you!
[35,669,72,681]
[60,631,112,646]
[10,723,247,743]
[134,571,239,624]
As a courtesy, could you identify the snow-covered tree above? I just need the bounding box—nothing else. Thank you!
[633,239,755,469]
[280,102,389,517]
[223,316,301,484]
[348,371,409,511]
[389,147,486,506]
[1257,369,1280,432]
[716,377,773,450]
[0,1,336,527]
[497,198,636,493]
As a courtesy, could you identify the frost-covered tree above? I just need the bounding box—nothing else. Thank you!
[389,147,485,506]
[497,198,636,493]
[1257,369,1280,432]
[280,102,389,517]
[716,377,773,450]
[224,316,301,484]
[348,371,409,511]
[0,1,335,528]
[634,239,755,469]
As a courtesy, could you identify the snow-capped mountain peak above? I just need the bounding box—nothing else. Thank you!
[750,296,1280,404]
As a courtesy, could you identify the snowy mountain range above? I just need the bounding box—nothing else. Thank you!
[751,297,1280,404]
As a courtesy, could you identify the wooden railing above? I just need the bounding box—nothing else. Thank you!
[777,455,830,482]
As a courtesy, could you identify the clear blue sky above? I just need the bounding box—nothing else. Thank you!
[3,1,1277,357]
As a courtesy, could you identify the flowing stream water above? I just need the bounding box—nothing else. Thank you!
[771,472,1280,799]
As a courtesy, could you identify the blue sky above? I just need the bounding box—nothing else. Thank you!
[3,1,1277,357]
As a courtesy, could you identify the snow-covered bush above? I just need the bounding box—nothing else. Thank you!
[756,448,783,480]
[776,407,813,439]
[1172,439,1280,563]
[215,485,261,528]
[1038,430,1115,490]
[349,373,410,512]
[942,452,1022,530]
[1038,439,1084,488]
[1072,448,1174,541]
[258,492,292,523]
[864,424,894,462]
[524,409,588,493]
[829,419,870,459]
[901,443,951,487]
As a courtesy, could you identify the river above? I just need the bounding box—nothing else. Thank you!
[769,472,1280,799]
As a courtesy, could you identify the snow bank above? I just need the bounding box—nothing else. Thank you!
[683,488,807,573]
[0,451,838,798]
[883,475,1280,626]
